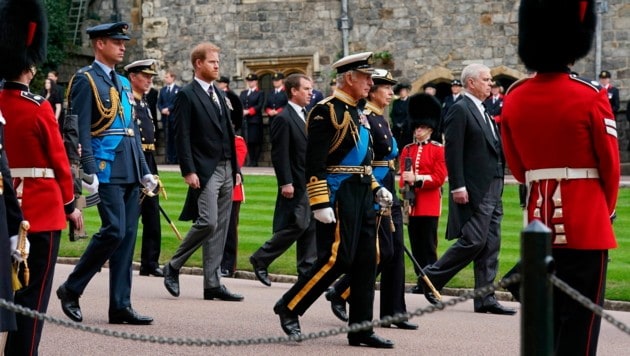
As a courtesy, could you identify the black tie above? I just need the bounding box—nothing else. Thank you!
[110,70,119,91]
[302,108,307,121]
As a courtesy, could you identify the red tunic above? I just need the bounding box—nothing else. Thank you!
[0,84,75,232]
[398,140,447,217]
[501,73,619,250]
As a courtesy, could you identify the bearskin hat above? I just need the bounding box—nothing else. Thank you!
[407,93,441,131]
[0,0,47,80]
[518,0,596,72]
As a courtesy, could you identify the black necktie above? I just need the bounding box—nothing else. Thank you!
[302,108,307,121]
[110,70,119,91]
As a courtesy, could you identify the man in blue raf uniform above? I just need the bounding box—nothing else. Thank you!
[125,59,164,278]
[57,22,157,325]
[272,52,395,348]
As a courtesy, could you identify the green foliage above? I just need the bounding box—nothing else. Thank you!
[59,172,630,301]
[29,0,71,92]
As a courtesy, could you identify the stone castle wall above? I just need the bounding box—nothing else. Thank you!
[76,0,630,164]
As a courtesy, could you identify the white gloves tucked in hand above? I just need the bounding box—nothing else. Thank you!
[81,174,99,194]
[141,174,158,192]
[375,187,393,208]
[313,207,336,224]
[9,235,29,263]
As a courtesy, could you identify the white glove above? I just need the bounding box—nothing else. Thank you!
[9,235,29,263]
[375,187,393,208]
[142,174,158,192]
[81,174,99,194]
[313,207,336,224]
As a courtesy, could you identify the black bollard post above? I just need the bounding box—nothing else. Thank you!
[521,220,554,356]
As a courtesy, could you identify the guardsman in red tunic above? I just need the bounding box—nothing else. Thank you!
[398,94,447,292]
[501,1,619,355]
[0,1,82,354]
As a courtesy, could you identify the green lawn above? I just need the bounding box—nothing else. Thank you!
[59,172,630,301]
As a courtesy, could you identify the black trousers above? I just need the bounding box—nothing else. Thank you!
[331,202,407,318]
[140,151,161,270]
[553,249,607,356]
[221,201,241,273]
[407,215,439,273]
[5,231,60,356]
[279,178,377,336]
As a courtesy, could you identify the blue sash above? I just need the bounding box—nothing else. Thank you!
[92,76,134,182]
[373,136,398,184]
[326,125,370,204]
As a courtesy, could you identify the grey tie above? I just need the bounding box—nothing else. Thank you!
[208,85,221,114]
[482,104,497,140]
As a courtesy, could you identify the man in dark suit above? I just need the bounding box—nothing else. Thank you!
[434,79,464,143]
[249,73,317,287]
[157,70,181,164]
[162,42,243,302]
[483,81,503,123]
[598,70,620,114]
[239,73,265,166]
[57,22,156,325]
[305,85,324,113]
[418,63,515,316]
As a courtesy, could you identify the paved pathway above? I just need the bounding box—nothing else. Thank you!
[35,264,630,355]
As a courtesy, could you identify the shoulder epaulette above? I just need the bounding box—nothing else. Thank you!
[20,91,45,106]
[505,77,531,95]
[76,65,93,74]
[430,140,443,147]
[403,142,417,150]
[569,74,601,92]
[317,96,334,105]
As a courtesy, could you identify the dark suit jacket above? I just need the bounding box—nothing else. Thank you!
[270,104,310,231]
[173,80,238,221]
[443,95,503,239]
[157,84,181,120]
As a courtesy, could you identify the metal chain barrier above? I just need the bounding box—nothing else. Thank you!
[0,272,627,347]
[549,274,630,335]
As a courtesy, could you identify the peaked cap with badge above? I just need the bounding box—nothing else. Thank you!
[371,69,397,86]
[86,22,130,40]
[124,59,158,75]
[332,52,376,74]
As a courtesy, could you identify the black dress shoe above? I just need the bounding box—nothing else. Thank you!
[475,302,517,315]
[56,284,82,322]
[410,285,423,294]
[382,320,419,330]
[273,301,301,338]
[220,268,234,278]
[324,288,348,322]
[204,285,244,301]
[140,267,164,277]
[417,278,440,305]
[109,307,153,325]
[163,262,180,297]
[250,256,271,286]
[348,332,394,348]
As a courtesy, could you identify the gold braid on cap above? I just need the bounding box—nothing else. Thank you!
[83,72,122,136]
[327,103,358,154]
